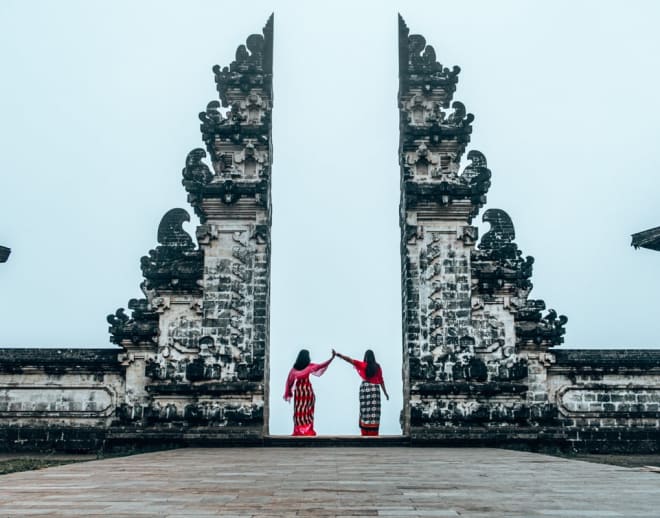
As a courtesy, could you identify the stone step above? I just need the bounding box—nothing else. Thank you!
[264,435,411,447]
[104,429,411,450]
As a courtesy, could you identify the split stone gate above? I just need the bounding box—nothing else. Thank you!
[2,16,660,452]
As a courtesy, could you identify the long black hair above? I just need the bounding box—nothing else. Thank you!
[293,349,311,371]
[364,349,379,378]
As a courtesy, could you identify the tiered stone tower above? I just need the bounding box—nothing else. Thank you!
[398,16,567,439]
[107,15,273,438]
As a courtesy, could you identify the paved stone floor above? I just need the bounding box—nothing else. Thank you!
[0,447,659,517]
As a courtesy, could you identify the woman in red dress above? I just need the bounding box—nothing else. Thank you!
[334,349,389,436]
[283,349,335,436]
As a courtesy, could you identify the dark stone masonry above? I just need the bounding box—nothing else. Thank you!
[632,225,660,251]
[1,15,660,452]
[397,14,660,451]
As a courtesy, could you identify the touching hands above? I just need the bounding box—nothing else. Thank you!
[333,349,348,362]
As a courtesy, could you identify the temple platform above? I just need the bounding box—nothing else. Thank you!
[0,447,659,516]
[264,435,411,447]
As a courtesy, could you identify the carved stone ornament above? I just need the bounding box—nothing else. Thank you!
[107,298,159,346]
[140,209,203,292]
[471,208,567,346]
[213,15,273,108]
[398,14,460,96]
[472,208,534,296]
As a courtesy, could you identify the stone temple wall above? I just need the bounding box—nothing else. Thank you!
[1,15,660,452]
[0,349,123,450]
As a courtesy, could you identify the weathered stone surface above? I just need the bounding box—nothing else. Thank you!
[139,208,204,293]
[107,298,159,346]
[399,16,554,431]
[2,448,660,516]
[0,349,124,437]
[554,349,660,369]
[632,225,660,251]
[0,348,121,372]
[113,16,273,430]
[546,349,660,434]
[398,15,660,446]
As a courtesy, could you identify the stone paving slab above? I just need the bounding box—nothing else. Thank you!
[0,447,658,517]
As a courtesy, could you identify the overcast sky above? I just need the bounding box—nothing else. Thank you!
[1,1,659,435]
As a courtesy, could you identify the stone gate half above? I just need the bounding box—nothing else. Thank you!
[0,16,274,449]
[108,13,274,437]
[398,15,660,450]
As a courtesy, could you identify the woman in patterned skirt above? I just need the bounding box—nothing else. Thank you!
[283,349,335,436]
[334,349,389,436]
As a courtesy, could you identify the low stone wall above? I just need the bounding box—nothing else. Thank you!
[0,348,124,425]
[0,348,124,451]
[410,350,660,452]
[550,350,660,421]
[0,348,265,452]
[1,348,660,452]
[547,349,660,452]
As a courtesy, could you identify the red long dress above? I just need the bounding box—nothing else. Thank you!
[352,360,385,436]
[284,358,332,436]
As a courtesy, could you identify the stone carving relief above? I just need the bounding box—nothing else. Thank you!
[233,141,268,178]
[411,232,477,382]
[139,209,203,293]
[472,208,567,348]
[107,298,159,346]
[213,16,273,108]
[558,386,660,417]
[405,143,441,178]
[400,18,460,85]
[143,226,264,386]
[403,96,474,130]
[237,92,269,124]
[0,387,115,417]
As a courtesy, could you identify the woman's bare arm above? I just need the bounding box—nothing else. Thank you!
[332,349,353,364]
[381,380,390,400]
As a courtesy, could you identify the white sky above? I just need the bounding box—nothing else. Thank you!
[1,1,659,435]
